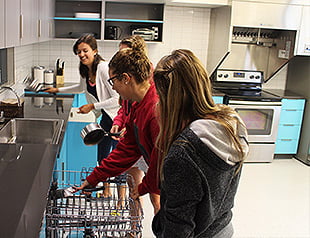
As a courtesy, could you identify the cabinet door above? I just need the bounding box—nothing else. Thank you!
[0,0,4,49]
[234,0,309,4]
[296,6,310,56]
[38,0,54,42]
[5,0,20,48]
[66,121,98,171]
[20,0,39,45]
[232,1,302,30]
[212,96,223,104]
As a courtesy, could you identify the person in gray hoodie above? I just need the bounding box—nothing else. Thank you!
[152,49,249,238]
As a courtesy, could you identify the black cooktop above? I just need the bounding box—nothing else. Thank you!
[218,89,282,103]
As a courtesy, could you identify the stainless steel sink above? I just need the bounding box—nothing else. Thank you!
[0,118,64,144]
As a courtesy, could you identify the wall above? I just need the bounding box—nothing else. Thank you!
[12,5,286,89]
[14,6,211,84]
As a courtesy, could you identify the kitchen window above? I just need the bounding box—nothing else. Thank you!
[0,48,14,86]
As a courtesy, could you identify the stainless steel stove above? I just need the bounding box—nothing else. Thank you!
[213,69,282,163]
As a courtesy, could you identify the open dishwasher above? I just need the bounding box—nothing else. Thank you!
[44,168,143,238]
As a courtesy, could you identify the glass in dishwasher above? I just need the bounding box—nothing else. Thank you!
[45,168,143,238]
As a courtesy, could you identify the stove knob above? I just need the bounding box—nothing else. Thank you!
[224,74,229,78]
[255,75,260,79]
[249,75,254,79]
[218,74,223,78]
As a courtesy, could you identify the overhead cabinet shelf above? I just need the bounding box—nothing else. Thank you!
[54,0,102,39]
[54,17,102,21]
[54,1,164,42]
[104,2,164,41]
[104,19,164,24]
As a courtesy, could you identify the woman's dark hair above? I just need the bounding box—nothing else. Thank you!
[73,34,104,79]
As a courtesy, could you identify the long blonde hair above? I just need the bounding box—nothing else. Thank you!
[154,49,245,179]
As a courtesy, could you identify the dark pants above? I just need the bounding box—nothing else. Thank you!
[97,110,117,164]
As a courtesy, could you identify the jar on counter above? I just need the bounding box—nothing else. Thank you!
[44,69,55,86]
[33,66,45,84]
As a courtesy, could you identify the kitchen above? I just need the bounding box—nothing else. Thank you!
[0,0,310,237]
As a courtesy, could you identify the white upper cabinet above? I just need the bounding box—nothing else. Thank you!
[0,0,4,49]
[232,1,302,30]
[165,0,230,7]
[38,0,54,42]
[3,0,53,48]
[20,0,39,45]
[5,0,20,48]
[234,0,310,5]
[296,6,310,55]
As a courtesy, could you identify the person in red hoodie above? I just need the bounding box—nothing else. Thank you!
[111,35,158,211]
[75,48,161,214]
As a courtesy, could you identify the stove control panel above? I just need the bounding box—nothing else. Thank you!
[215,69,263,84]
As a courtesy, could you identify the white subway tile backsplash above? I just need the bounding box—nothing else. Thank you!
[14,6,212,84]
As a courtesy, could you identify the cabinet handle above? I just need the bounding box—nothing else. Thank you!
[38,19,41,38]
[61,162,65,181]
[49,22,53,38]
[20,14,23,39]
[281,139,292,141]
[283,124,294,126]
[285,109,297,111]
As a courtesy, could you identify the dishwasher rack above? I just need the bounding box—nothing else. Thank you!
[45,169,143,238]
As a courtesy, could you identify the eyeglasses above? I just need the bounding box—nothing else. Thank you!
[107,75,119,86]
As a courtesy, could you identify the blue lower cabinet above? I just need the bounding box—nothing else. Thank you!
[71,93,88,107]
[213,96,223,104]
[275,99,305,154]
[275,139,299,154]
[66,121,98,171]
[55,122,97,185]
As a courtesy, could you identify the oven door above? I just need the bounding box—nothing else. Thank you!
[229,100,282,143]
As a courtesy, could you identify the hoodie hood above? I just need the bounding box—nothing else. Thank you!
[189,113,249,165]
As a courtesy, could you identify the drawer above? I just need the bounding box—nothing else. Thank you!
[277,125,301,139]
[275,139,298,154]
[279,110,304,124]
[281,99,305,110]
[212,96,223,104]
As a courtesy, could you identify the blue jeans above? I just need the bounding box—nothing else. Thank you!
[97,110,117,163]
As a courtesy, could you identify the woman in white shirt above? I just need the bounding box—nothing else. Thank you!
[45,34,119,181]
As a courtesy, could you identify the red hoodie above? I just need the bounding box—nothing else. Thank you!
[86,83,160,195]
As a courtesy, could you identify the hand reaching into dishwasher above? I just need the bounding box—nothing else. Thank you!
[73,179,92,194]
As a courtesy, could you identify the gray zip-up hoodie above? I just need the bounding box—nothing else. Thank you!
[152,114,249,237]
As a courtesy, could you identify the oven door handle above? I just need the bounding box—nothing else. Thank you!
[229,100,282,106]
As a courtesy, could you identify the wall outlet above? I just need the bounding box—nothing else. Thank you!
[152,27,159,40]
[304,44,310,53]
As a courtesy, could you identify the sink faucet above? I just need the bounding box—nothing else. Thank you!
[0,86,21,106]
[0,86,22,122]
[0,111,4,123]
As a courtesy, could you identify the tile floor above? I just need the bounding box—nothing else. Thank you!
[141,158,310,238]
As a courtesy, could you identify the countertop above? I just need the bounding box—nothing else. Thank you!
[264,89,306,99]
[0,93,74,238]
[212,89,225,97]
